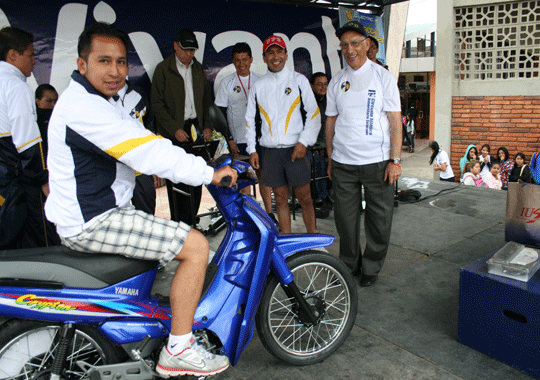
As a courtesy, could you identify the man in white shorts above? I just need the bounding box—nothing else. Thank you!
[45,22,236,377]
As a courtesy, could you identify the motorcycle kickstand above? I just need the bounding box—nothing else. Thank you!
[50,323,75,380]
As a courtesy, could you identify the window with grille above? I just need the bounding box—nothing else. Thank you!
[454,1,540,80]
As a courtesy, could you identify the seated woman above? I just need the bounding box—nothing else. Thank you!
[497,147,514,190]
[459,144,478,177]
[479,143,492,179]
[509,153,532,184]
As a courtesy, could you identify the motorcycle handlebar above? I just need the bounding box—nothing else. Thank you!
[221,176,232,187]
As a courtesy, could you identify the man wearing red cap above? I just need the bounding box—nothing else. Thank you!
[326,21,402,287]
[245,35,321,234]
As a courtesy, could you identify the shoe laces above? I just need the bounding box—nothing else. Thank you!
[192,340,215,359]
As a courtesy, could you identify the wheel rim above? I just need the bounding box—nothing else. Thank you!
[0,326,108,380]
[267,262,352,356]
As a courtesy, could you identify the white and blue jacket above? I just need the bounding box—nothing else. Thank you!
[45,71,214,237]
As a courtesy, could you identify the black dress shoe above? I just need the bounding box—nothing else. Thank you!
[360,275,378,287]
[351,267,362,277]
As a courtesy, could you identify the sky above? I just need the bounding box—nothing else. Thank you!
[406,0,437,26]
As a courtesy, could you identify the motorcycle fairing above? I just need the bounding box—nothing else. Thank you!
[0,269,166,326]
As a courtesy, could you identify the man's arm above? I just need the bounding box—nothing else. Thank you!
[245,85,259,168]
[297,76,321,149]
[384,111,402,185]
[9,83,48,186]
[325,115,337,181]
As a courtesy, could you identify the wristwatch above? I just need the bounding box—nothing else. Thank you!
[391,158,402,165]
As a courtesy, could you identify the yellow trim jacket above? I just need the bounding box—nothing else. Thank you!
[245,66,320,154]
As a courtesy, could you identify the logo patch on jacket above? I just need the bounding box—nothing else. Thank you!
[284,87,292,95]
[341,81,350,92]
[233,86,241,93]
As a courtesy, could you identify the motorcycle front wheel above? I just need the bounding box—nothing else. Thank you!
[256,250,358,365]
[0,319,121,380]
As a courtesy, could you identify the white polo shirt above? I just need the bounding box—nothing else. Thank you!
[434,150,455,179]
[215,71,261,144]
[326,59,401,166]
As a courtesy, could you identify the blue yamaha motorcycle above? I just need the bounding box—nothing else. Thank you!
[0,108,358,380]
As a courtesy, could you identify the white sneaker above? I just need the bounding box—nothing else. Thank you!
[156,337,230,377]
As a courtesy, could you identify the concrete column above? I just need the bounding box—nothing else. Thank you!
[384,2,409,82]
[434,0,453,179]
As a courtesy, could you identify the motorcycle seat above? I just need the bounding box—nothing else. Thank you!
[0,246,158,289]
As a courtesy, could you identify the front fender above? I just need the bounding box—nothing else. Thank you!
[275,233,335,260]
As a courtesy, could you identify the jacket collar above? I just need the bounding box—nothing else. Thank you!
[71,70,111,101]
[267,64,290,79]
[0,61,27,82]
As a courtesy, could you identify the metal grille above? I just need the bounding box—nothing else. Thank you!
[454,1,540,80]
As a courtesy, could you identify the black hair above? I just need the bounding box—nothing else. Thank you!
[466,146,478,160]
[428,140,439,165]
[497,146,509,162]
[77,22,130,61]
[515,152,526,162]
[490,159,501,167]
[310,72,327,85]
[481,143,491,153]
[0,26,33,61]
[368,36,379,49]
[35,84,57,100]
[231,42,252,58]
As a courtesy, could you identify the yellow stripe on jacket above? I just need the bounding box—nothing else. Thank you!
[105,134,163,159]
[258,104,273,137]
[284,95,301,135]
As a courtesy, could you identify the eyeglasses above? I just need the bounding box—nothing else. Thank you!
[314,82,328,86]
[339,37,367,50]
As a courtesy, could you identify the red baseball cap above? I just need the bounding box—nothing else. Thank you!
[263,35,287,52]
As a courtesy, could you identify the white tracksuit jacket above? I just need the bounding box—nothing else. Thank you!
[245,66,320,154]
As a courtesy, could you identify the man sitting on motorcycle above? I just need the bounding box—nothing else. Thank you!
[44,22,236,377]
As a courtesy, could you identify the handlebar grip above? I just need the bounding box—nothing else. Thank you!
[221,176,232,187]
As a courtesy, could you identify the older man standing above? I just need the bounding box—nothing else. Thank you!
[326,21,402,287]
[152,29,212,226]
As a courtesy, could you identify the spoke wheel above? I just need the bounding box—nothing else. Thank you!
[0,320,121,380]
[256,251,358,365]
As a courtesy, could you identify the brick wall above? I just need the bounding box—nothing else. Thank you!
[451,96,540,179]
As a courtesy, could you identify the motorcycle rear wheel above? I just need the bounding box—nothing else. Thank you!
[0,319,121,380]
[256,250,358,365]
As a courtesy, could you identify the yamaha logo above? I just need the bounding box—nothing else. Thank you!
[341,81,350,92]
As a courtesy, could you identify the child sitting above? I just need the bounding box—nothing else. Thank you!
[462,160,489,188]
[509,153,532,184]
[483,160,503,190]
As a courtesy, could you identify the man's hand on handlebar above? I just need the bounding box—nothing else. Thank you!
[212,165,238,187]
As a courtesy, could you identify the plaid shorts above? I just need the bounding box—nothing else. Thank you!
[61,207,190,266]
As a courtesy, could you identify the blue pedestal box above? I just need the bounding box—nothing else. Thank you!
[458,254,540,378]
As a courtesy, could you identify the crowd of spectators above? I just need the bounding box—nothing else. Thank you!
[459,143,534,190]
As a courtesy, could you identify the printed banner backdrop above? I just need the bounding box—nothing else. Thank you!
[0,0,343,96]
[338,6,386,65]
